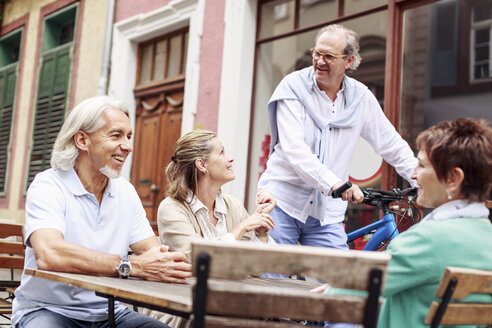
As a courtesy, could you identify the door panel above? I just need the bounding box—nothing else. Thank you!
[131,84,184,232]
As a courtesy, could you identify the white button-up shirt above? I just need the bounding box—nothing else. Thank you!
[259,79,417,225]
[187,192,274,244]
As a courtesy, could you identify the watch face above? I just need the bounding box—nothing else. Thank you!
[119,263,131,276]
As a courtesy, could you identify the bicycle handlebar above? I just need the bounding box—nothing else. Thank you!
[362,187,417,202]
[332,181,417,203]
[332,181,352,198]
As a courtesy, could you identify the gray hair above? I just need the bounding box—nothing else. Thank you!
[315,24,362,72]
[50,95,129,171]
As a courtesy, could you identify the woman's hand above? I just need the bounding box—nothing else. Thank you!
[255,189,276,214]
[231,212,275,240]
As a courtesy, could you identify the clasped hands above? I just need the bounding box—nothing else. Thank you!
[130,245,191,283]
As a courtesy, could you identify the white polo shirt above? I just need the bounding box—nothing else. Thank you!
[12,168,155,324]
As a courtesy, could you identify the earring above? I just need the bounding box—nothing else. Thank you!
[447,192,452,200]
[204,170,208,176]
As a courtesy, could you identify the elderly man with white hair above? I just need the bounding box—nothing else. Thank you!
[12,96,191,328]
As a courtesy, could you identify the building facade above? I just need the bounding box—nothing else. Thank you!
[1,0,491,227]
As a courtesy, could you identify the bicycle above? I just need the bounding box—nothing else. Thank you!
[332,181,421,251]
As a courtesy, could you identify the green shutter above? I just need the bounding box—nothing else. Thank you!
[0,63,17,194]
[27,44,71,187]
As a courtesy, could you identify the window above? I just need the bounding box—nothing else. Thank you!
[27,4,78,188]
[0,29,22,195]
[250,2,389,241]
[400,0,492,158]
[136,29,188,86]
[258,0,387,40]
[471,1,492,81]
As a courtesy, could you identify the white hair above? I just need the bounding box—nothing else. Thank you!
[50,95,129,171]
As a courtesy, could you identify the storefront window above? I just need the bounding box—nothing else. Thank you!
[400,0,492,154]
[344,0,386,16]
[249,11,388,247]
[299,0,338,29]
[259,0,296,39]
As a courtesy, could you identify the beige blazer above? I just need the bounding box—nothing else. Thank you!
[148,194,253,327]
[157,193,252,263]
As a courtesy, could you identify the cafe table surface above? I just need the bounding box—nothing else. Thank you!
[24,268,320,320]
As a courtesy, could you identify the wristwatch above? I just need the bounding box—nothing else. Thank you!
[116,254,132,278]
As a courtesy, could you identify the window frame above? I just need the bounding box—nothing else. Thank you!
[135,27,189,90]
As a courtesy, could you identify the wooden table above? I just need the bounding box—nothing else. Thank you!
[25,268,319,326]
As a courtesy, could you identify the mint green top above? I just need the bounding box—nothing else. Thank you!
[378,218,492,328]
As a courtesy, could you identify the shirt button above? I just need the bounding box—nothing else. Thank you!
[310,201,313,204]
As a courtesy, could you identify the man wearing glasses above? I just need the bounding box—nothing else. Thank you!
[258,24,417,251]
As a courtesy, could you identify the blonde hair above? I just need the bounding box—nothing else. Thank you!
[165,130,217,202]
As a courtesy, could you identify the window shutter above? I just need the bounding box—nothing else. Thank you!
[0,64,17,194]
[27,44,71,187]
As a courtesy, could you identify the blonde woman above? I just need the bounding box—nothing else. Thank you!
[158,129,276,261]
[144,130,276,327]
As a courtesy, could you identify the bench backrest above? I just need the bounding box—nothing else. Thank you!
[0,222,24,270]
[425,266,492,327]
[191,240,391,327]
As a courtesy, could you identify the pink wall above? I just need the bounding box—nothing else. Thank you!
[115,0,172,23]
[194,0,225,131]
[115,0,226,132]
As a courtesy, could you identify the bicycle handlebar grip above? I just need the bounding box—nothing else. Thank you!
[332,181,352,198]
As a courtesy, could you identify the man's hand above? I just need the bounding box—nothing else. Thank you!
[255,189,276,214]
[130,245,192,283]
[331,181,364,204]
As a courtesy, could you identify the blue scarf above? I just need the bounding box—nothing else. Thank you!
[267,66,367,220]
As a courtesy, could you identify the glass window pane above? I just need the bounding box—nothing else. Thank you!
[475,44,489,62]
[400,2,492,155]
[139,44,152,84]
[344,0,386,16]
[475,28,489,44]
[167,35,181,78]
[299,0,337,29]
[473,2,491,22]
[249,10,388,223]
[182,32,188,73]
[474,63,489,79]
[259,0,295,39]
[153,40,166,81]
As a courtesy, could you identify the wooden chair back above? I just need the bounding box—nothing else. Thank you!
[424,266,492,327]
[0,222,24,318]
[191,240,391,328]
[0,222,24,270]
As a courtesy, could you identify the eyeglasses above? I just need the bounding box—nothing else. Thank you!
[310,48,347,63]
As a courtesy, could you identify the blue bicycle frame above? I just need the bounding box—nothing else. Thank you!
[346,212,399,251]
[331,184,418,251]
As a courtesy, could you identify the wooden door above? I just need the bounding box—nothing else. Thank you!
[131,83,184,232]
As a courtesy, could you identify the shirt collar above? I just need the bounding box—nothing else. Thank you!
[187,190,227,216]
[422,199,490,222]
[57,168,116,198]
[311,72,346,97]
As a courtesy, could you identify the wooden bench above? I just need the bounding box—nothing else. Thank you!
[425,266,492,328]
[0,222,24,323]
[190,240,391,328]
